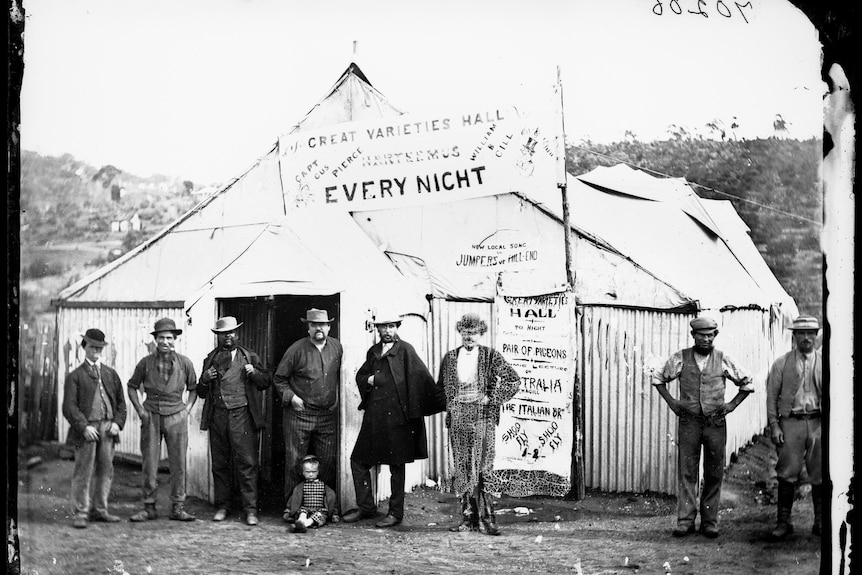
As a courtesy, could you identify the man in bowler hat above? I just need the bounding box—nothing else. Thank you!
[767,315,823,540]
[652,316,753,538]
[197,316,271,525]
[274,309,343,522]
[128,317,198,522]
[62,328,127,528]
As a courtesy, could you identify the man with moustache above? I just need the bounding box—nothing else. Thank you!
[652,316,753,539]
[197,316,271,526]
[274,309,343,523]
[62,328,127,528]
[343,310,439,528]
[128,318,198,522]
[766,315,823,540]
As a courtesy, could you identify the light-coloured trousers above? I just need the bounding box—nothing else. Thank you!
[71,420,116,517]
[776,416,822,485]
[140,409,188,505]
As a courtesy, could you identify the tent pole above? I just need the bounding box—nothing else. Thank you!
[556,65,585,501]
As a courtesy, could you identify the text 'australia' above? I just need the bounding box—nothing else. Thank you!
[324,166,486,204]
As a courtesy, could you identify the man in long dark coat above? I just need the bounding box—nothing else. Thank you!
[342,310,440,528]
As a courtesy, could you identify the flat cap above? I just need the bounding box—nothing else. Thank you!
[690,316,718,331]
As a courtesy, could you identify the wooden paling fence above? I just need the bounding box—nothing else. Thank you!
[18,321,58,446]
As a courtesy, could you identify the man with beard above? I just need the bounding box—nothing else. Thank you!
[197,316,271,526]
[342,310,439,528]
[128,318,198,522]
[274,309,343,523]
[652,316,753,539]
[766,315,823,540]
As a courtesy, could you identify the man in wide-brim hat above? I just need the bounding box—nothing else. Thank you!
[766,315,823,540]
[197,316,271,525]
[127,318,199,522]
[62,328,127,528]
[652,315,754,539]
[274,309,343,523]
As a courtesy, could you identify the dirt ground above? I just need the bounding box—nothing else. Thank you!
[12,434,822,575]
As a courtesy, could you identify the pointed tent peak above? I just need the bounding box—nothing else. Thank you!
[288,61,402,134]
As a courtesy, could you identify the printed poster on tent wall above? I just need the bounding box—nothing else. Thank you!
[488,291,575,497]
[277,94,562,211]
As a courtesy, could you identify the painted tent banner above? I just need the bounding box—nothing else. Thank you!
[278,95,561,211]
[490,291,575,496]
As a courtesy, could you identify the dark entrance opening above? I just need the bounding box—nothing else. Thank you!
[218,294,340,511]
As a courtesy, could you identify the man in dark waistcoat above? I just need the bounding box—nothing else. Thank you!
[652,316,753,538]
[197,316,271,526]
[62,328,127,528]
[342,310,438,528]
[128,317,198,522]
[766,315,823,540]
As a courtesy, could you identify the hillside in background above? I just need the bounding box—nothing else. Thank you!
[19,151,205,323]
[566,136,822,321]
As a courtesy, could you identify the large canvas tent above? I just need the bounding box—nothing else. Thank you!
[54,62,798,506]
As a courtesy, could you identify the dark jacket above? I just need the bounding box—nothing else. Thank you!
[63,362,127,447]
[356,338,435,420]
[197,344,271,431]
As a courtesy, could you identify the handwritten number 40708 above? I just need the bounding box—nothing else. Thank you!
[653,0,753,24]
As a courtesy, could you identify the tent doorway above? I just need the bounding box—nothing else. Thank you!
[217,294,340,511]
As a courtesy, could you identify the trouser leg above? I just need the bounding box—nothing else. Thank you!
[699,418,727,529]
[140,411,161,505]
[209,408,232,509]
[387,463,406,520]
[228,407,259,512]
[676,415,702,527]
[350,459,377,514]
[92,421,116,515]
[163,410,189,503]
[283,408,312,504]
[71,437,97,517]
[310,412,338,492]
[811,484,823,535]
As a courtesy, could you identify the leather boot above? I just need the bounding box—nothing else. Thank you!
[169,503,196,522]
[477,491,500,536]
[130,503,157,522]
[768,480,795,541]
[811,484,822,536]
[449,493,478,532]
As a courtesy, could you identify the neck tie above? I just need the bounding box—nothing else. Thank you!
[801,356,810,392]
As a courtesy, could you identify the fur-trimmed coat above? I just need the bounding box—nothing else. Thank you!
[437,345,521,426]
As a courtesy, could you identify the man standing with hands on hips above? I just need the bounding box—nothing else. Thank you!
[766,315,823,540]
[197,316,271,526]
[128,317,198,522]
[652,316,753,539]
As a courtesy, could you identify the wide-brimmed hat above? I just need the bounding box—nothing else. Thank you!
[301,309,334,323]
[212,316,243,333]
[789,315,820,331]
[690,316,719,332]
[81,328,108,348]
[151,317,183,336]
[373,309,403,325]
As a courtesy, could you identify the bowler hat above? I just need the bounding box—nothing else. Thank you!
[212,316,243,333]
[81,328,108,348]
[151,317,183,336]
[789,315,820,331]
[690,316,718,331]
[301,309,334,323]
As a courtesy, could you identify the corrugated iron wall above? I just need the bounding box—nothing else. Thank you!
[578,306,781,495]
[56,306,186,460]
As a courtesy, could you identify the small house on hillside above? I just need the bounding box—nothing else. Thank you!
[53,62,798,512]
[110,212,141,233]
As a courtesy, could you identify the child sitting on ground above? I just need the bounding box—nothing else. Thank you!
[286,454,337,533]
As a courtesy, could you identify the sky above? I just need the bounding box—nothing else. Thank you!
[20,0,824,186]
